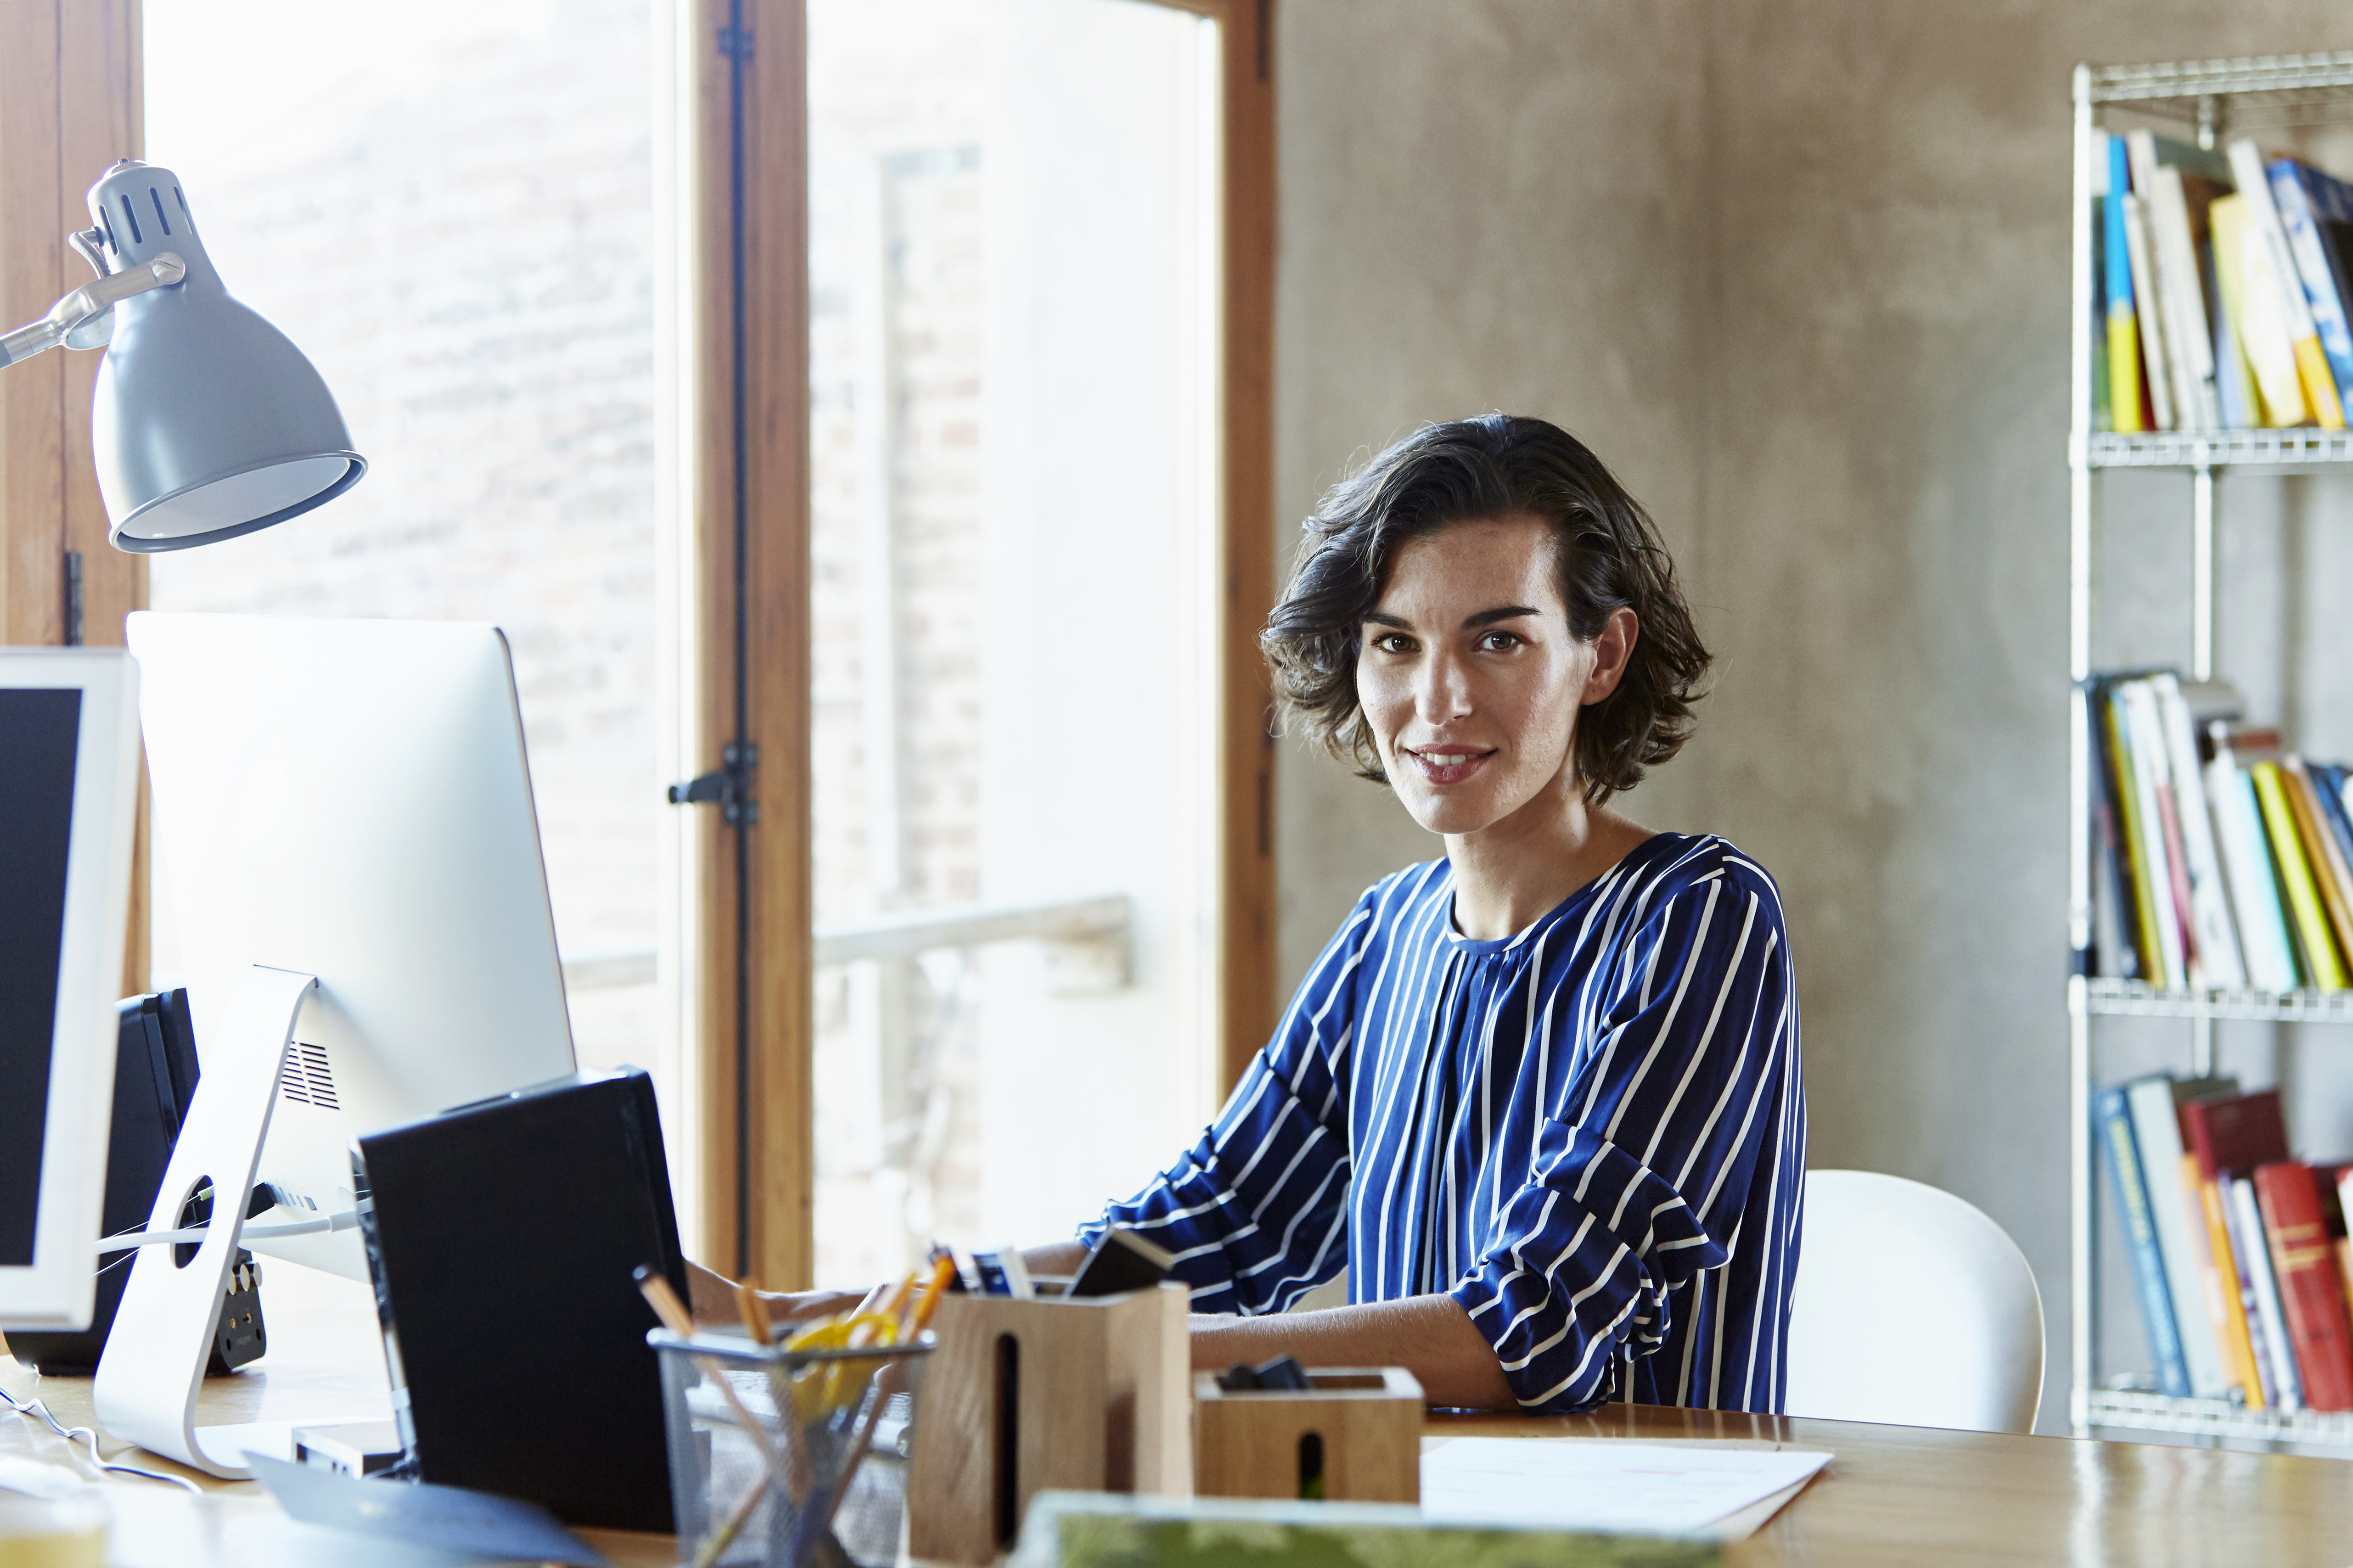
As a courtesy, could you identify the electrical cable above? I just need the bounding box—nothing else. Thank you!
[92,1206,358,1252]
[0,1382,200,1493]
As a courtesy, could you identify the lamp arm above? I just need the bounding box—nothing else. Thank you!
[0,252,185,367]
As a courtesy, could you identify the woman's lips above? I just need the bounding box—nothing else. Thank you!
[1404,747,1493,786]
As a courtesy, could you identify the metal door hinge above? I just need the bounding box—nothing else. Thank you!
[62,550,84,646]
[668,740,759,826]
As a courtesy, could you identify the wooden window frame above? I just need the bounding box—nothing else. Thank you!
[0,0,147,992]
[690,0,1277,1288]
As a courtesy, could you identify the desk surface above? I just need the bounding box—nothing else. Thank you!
[8,1269,2353,1566]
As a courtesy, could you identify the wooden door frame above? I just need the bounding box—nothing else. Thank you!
[0,0,148,992]
[693,0,1277,1288]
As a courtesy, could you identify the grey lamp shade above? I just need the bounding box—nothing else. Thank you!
[87,161,365,552]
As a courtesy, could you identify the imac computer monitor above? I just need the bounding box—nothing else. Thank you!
[0,650,141,1331]
[126,613,577,1282]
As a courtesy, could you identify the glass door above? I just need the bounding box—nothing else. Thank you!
[806,0,1224,1284]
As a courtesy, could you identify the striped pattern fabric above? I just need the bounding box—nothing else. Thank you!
[1081,832,1805,1414]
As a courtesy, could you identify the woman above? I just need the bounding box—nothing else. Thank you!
[725,414,1803,1415]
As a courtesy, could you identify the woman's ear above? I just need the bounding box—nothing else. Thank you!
[1582,607,1639,705]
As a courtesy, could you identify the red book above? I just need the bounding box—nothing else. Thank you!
[2181,1090,2290,1182]
[2254,1162,2353,1411]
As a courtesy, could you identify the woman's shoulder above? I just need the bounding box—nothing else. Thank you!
[1615,832,1788,924]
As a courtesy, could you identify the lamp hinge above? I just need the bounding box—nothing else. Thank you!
[62,550,84,646]
[717,24,754,59]
[668,740,759,826]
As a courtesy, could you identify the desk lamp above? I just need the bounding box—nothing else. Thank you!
[0,159,364,549]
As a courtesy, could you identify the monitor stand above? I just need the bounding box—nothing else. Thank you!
[93,964,343,1479]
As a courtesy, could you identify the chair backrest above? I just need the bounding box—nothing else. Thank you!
[1784,1169,2045,1434]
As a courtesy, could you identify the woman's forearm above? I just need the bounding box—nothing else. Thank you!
[1188,1292,1516,1411]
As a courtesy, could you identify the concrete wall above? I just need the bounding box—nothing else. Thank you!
[1273,0,2353,1431]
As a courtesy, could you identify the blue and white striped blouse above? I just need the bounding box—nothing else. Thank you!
[1081,832,1805,1414]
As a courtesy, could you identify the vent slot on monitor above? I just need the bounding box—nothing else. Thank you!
[277,1042,341,1111]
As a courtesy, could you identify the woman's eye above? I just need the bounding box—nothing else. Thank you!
[1371,632,1415,654]
[1478,631,1523,651]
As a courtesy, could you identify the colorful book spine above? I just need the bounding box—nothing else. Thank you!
[2099,684,2164,980]
[2191,1155,2266,1403]
[2269,159,2353,407]
[2154,678,2244,987]
[2193,1166,2268,1410]
[2232,139,2345,428]
[2123,1077,2230,1397]
[2232,1174,2306,1409]
[2254,1162,2353,1411]
[2097,1086,2191,1396]
[2123,191,2178,431]
[2252,761,2350,989]
[2282,758,2353,976]
[2208,752,2301,991]
[2120,682,2192,985]
[2214,194,2308,426]
[2106,135,2147,432]
[2213,242,2259,429]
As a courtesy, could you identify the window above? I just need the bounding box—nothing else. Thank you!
[138,0,698,1227]
[804,0,1270,1284]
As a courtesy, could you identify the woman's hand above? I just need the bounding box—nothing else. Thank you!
[684,1259,866,1330]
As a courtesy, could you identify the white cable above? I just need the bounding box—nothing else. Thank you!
[0,1384,200,1493]
[94,1207,360,1253]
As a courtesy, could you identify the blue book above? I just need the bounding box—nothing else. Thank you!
[2096,1084,2192,1397]
[2308,762,2353,872]
[2268,160,2353,403]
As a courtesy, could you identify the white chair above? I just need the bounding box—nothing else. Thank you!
[1784,1169,2045,1434]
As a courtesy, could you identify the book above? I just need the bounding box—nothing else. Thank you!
[2281,757,2353,975]
[2193,1164,2268,1405]
[2268,158,2353,407]
[2213,194,2309,426]
[2124,1075,2235,1398]
[2231,139,2345,428]
[2126,132,2228,429]
[2207,749,2302,991]
[2251,761,2349,989]
[2254,1161,2353,1411]
[2119,681,2193,985]
[2106,134,2148,432]
[2184,1088,2297,1406]
[2231,1174,2305,1408]
[2213,240,2260,429]
[2122,190,2179,430]
[2186,1152,2266,1403]
[2153,676,2244,986]
[2096,680,2165,980]
[2097,1085,2191,1395]
[2306,762,2353,889]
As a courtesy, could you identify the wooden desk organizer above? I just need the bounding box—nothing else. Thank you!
[905,1282,1191,1564]
[1192,1366,1423,1503]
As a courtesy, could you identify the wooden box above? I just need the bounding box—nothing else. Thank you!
[1192,1366,1423,1503]
[906,1283,1191,1564]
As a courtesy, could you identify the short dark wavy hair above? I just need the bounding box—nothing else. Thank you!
[1261,415,1709,806]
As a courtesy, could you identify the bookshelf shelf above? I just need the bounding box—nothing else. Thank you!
[2086,1389,2353,1447]
[2087,428,2353,468]
[2083,979,2353,1023]
[2069,56,2353,1456]
[2091,52,2353,125]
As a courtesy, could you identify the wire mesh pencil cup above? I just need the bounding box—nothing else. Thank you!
[652,1327,933,1568]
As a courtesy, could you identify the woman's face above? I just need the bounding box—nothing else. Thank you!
[1355,513,1632,840]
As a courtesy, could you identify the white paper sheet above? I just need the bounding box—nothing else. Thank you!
[1420,1438,1832,1537]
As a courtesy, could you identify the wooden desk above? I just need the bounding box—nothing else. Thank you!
[9,1273,2353,1566]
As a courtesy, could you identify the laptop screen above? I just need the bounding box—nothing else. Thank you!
[0,689,83,1267]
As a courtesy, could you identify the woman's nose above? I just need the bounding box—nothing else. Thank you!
[1415,652,1471,722]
